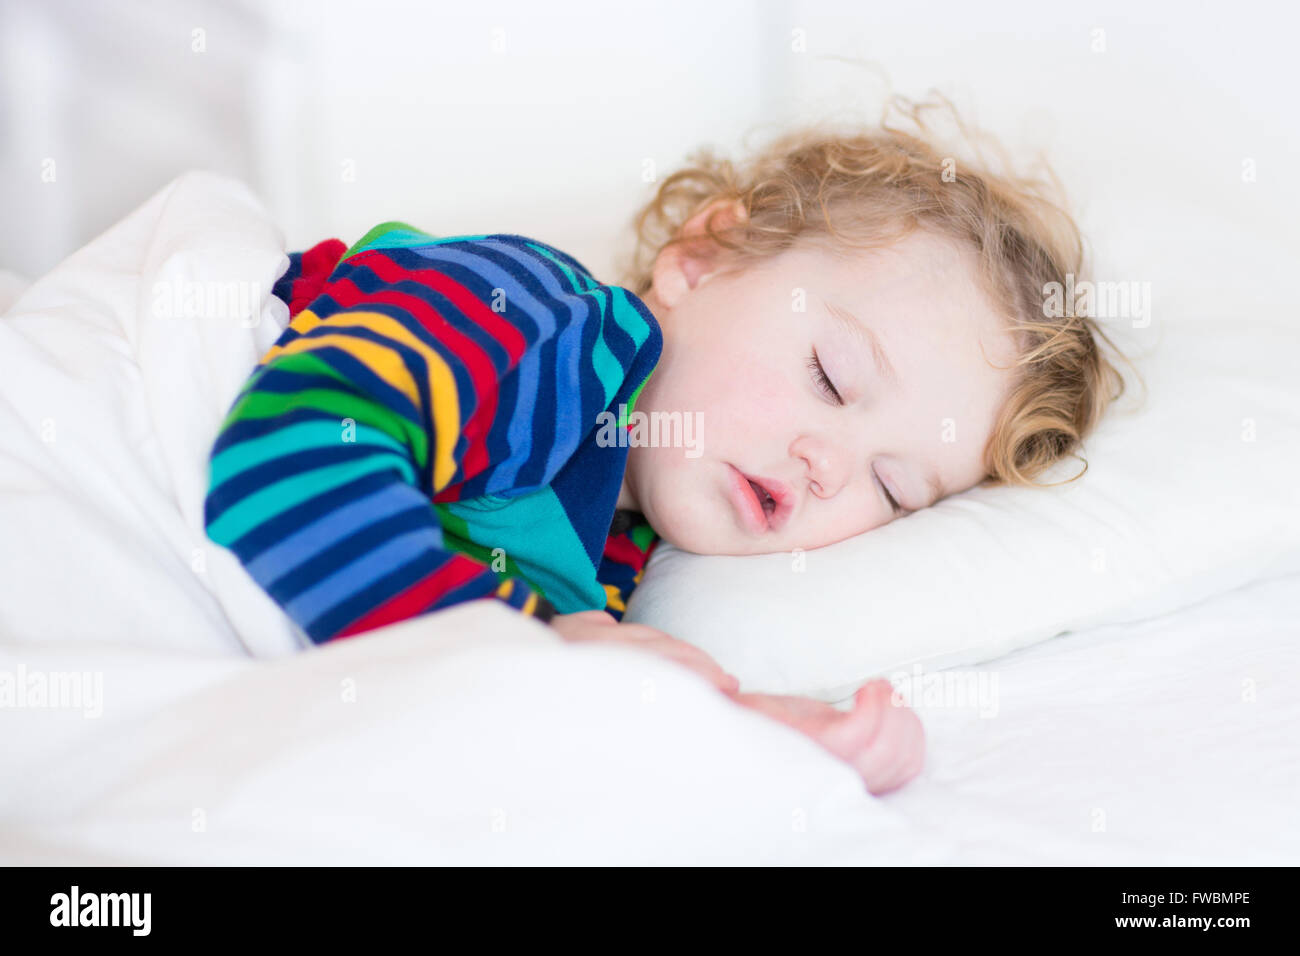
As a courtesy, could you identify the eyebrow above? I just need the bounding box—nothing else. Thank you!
[822,299,899,390]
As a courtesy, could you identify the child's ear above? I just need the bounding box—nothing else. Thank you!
[650,199,747,309]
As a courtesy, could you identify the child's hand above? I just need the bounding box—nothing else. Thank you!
[549,610,741,695]
[838,679,927,796]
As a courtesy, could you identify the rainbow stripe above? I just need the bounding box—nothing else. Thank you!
[204,225,661,643]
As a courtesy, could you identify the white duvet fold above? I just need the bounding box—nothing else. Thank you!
[0,171,300,656]
[0,601,931,865]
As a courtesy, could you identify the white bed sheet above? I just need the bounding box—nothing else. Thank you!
[890,569,1300,865]
[1,171,1295,865]
[2,572,1295,865]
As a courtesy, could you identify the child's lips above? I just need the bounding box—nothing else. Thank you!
[727,465,794,534]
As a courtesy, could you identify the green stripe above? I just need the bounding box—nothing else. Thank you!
[224,385,429,472]
[437,489,589,610]
[342,221,426,261]
[220,352,351,432]
[207,455,417,544]
[339,222,509,262]
[630,518,657,550]
[618,368,656,428]
[433,504,473,549]
[433,503,545,599]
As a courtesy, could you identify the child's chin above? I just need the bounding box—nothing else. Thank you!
[657,519,766,557]
[649,494,775,556]
[650,510,719,555]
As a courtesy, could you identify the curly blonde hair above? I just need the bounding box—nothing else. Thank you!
[617,94,1128,487]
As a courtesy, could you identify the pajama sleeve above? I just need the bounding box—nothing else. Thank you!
[203,239,572,644]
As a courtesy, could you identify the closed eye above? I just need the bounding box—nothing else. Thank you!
[874,470,903,515]
[807,348,843,406]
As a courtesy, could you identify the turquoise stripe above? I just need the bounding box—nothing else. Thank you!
[610,286,652,346]
[525,241,588,291]
[589,287,653,407]
[351,229,439,255]
[210,420,409,487]
[351,228,496,258]
[590,329,623,407]
[208,455,417,544]
[439,487,602,612]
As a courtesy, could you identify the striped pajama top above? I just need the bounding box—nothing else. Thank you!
[203,221,662,645]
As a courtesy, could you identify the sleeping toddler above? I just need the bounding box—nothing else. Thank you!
[204,100,1123,796]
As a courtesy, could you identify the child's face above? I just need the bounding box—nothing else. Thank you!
[620,222,1019,556]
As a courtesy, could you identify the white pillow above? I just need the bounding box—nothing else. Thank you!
[624,311,1300,701]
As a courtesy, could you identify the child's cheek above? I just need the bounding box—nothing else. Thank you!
[732,360,799,437]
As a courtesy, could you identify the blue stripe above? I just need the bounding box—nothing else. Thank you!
[288,527,445,627]
[408,241,573,491]
[246,482,422,584]
[470,239,594,483]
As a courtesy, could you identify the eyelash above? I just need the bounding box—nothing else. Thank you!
[808,347,903,515]
[875,472,903,515]
[806,348,843,406]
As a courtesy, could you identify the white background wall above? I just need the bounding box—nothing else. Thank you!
[2,0,1297,309]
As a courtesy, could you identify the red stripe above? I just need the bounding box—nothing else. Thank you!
[288,238,346,317]
[325,279,499,487]
[336,552,488,638]
[303,237,347,275]
[352,250,529,363]
[322,250,532,489]
[604,533,647,569]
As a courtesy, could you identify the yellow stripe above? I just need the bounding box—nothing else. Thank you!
[289,308,323,335]
[254,308,323,366]
[497,579,515,600]
[262,309,461,491]
[522,593,538,616]
[272,334,419,404]
[603,583,625,613]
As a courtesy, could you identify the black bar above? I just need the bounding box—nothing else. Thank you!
[0,865,1286,942]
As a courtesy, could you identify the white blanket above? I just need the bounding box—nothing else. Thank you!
[0,171,300,656]
[1,172,1295,864]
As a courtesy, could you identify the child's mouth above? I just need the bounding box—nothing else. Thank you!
[747,479,776,515]
[728,464,790,534]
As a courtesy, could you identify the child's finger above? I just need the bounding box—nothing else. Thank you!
[644,639,740,693]
[568,620,741,694]
[654,638,735,682]
[868,704,926,794]
[566,610,618,625]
